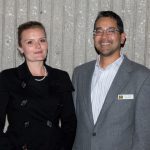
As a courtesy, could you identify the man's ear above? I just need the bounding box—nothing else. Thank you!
[121,33,126,47]
[121,32,126,44]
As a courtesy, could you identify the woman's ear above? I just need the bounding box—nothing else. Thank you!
[18,47,24,54]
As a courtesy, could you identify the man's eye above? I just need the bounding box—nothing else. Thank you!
[108,29,115,33]
[96,30,103,33]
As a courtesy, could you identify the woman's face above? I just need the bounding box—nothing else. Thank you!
[19,27,48,63]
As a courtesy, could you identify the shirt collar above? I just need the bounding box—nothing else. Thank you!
[95,53,124,70]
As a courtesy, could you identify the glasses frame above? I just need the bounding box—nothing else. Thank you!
[93,27,120,36]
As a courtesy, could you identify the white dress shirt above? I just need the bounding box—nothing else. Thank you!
[91,54,124,124]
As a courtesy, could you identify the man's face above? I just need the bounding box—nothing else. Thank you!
[93,17,126,57]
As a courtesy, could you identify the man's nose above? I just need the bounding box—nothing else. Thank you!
[101,31,108,38]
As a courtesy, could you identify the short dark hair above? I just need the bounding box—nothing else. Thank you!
[94,11,124,33]
[18,21,46,47]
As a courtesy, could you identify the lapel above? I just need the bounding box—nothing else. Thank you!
[94,56,133,127]
[82,61,96,126]
[17,62,32,88]
[17,62,70,92]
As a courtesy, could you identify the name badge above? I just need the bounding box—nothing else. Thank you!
[118,94,134,100]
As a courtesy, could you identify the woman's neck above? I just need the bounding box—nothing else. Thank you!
[27,61,46,76]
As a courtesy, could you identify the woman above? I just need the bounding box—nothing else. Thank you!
[0,21,76,150]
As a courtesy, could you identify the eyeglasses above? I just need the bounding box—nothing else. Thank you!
[93,27,120,36]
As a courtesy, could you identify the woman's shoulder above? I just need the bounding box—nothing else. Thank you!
[0,68,18,86]
[1,67,17,77]
[46,65,70,79]
[46,65,73,91]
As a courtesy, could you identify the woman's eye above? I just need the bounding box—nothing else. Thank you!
[40,39,46,43]
[27,41,33,45]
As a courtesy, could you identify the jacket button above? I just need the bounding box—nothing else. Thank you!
[24,121,30,128]
[20,99,28,106]
[21,81,26,88]
[47,120,52,128]
[92,132,96,136]
[22,144,28,150]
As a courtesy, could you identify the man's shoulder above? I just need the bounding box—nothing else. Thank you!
[74,60,96,72]
[122,57,150,79]
[126,58,150,73]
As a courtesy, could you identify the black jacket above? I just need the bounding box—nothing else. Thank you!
[0,62,76,150]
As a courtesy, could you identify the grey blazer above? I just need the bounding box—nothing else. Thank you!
[72,56,150,150]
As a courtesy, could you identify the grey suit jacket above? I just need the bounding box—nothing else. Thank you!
[72,56,150,150]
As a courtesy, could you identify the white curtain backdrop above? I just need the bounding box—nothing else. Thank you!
[0,0,150,77]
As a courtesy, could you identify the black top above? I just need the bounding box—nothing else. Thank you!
[0,62,76,150]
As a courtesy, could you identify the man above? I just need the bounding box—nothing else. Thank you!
[72,11,150,150]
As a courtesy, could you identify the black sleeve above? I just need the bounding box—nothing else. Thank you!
[0,72,13,150]
[60,72,77,150]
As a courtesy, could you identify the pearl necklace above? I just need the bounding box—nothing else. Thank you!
[34,66,48,82]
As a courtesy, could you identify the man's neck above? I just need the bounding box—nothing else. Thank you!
[99,54,121,69]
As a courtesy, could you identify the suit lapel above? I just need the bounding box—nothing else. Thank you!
[82,61,96,126]
[95,56,133,127]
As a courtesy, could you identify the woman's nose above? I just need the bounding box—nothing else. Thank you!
[35,41,41,48]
